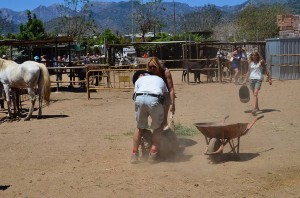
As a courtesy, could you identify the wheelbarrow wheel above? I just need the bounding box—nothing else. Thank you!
[207,138,222,162]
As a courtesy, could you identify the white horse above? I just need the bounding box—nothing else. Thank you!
[0,58,51,121]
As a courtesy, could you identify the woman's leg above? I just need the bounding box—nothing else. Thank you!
[233,68,239,82]
[0,99,4,110]
[252,88,259,111]
[162,95,171,129]
[151,127,162,152]
[162,104,169,129]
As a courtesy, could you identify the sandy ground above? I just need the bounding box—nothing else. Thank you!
[0,71,299,198]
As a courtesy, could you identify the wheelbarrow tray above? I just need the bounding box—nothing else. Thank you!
[194,116,264,160]
[194,122,249,139]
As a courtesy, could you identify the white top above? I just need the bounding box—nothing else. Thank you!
[249,62,263,80]
[134,75,168,95]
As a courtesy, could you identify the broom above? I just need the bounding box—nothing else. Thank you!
[169,112,175,131]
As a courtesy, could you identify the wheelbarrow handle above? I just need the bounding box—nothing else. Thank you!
[256,115,264,121]
[222,115,229,124]
[247,115,264,130]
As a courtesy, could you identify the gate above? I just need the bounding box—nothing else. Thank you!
[86,68,142,99]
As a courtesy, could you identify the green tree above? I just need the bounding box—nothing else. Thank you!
[97,29,122,45]
[236,4,290,41]
[18,10,46,40]
[153,32,204,42]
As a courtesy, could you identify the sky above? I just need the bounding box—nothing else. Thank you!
[1,0,247,11]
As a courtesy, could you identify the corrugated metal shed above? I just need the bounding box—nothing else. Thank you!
[266,37,300,80]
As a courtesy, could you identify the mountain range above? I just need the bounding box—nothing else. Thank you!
[0,0,291,35]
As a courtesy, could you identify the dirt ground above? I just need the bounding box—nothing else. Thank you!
[0,71,299,198]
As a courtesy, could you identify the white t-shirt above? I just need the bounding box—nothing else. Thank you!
[249,62,263,80]
[134,75,168,95]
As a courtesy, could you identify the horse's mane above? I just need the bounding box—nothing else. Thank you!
[0,58,18,71]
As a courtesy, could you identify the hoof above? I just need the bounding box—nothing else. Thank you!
[24,117,30,121]
[37,116,42,120]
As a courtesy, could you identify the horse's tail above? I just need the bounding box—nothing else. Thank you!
[38,63,51,105]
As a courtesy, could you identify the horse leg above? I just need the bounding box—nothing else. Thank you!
[37,87,43,119]
[194,72,200,83]
[0,84,4,111]
[10,89,18,116]
[214,71,218,82]
[3,85,12,118]
[16,89,21,113]
[24,88,36,121]
[207,71,212,83]
[0,98,4,111]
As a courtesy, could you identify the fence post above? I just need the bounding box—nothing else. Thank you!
[218,57,221,83]
[86,67,91,99]
[270,55,273,80]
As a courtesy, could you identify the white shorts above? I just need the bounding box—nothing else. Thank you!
[135,94,164,130]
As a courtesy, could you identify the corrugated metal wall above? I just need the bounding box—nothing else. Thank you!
[266,37,300,80]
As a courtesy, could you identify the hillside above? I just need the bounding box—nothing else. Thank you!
[0,0,295,35]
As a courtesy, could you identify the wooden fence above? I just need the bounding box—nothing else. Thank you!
[46,58,238,99]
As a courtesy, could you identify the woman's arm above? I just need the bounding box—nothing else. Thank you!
[261,59,272,85]
[165,69,176,113]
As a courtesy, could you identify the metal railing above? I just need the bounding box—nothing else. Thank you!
[270,54,300,67]
[270,54,300,80]
[86,68,141,99]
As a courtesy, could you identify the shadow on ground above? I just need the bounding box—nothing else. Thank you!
[51,86,88,93]
[0,114,69,124]
[208,147,274,164]
[0,185,10,191]
[244,108,281,114]
[30,114,69,119]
